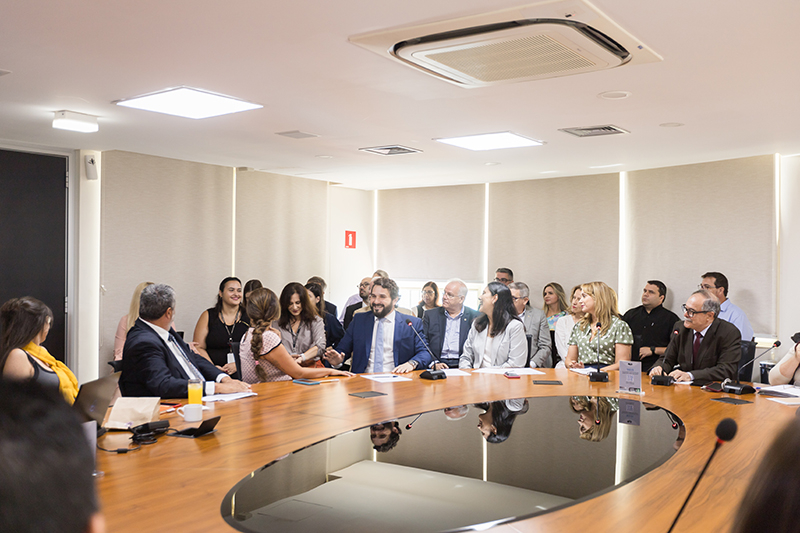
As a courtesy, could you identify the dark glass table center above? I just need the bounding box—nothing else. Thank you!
[222,396,682,532]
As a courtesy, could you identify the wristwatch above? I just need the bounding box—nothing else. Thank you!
[650,346,656,356]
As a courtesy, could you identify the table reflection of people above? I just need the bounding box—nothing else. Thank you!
[443,405,469,421]
[475,399,529,443]
[569,396,619,442]
[370,421,401,452]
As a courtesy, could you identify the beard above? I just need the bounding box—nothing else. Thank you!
[371,302,392,318]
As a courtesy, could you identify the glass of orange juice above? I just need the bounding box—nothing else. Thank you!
[187,378,203,404]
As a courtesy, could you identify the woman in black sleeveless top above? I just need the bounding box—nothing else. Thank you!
[193,277,250,376]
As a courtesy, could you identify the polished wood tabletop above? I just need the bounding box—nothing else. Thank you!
[96,369,794,532]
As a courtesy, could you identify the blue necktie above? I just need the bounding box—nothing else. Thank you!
[373,318,385,373]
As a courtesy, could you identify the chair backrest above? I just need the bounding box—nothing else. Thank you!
[231,341,242,381]
[525,334,533,368]
[107,359,123,372]
[738,340,757,381]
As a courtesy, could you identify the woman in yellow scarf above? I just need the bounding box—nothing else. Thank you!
[0,297,79,403]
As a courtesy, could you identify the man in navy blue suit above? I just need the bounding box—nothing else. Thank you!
[324,278,431,373]
[120,284,251,398]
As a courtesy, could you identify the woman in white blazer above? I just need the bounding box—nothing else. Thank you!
[459,282,527,369]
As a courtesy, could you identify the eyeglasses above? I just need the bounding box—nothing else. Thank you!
[512,296,522,302]
[494,277,511,283]
[681,304,712,317]
[358,282,371,288]
[698,283,717,290]
[442,292,461,300]
[421,290,435,296]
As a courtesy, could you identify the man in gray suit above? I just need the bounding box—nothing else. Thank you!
[509,282,552,367]
[423,279,480,369]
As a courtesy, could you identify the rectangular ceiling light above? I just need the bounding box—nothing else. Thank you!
[52,110,98,133]
[435,131,542,151]
[115,86,262,119]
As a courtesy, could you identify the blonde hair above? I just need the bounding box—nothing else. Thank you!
[569,396,616,442]
[542,282,568,313]
[576,281,620,336]
[126,282,154,331]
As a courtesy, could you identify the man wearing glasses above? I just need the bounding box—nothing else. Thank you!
[423,279,480,369]
[648,290,741,382]
[494,268,514,286]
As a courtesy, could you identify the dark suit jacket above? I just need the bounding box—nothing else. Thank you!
[324,300,337,319]
[652,318,741,382]
[343,301,366,330]
[120,318,224,398]
[422,306,479,367]
[336,310,431,373]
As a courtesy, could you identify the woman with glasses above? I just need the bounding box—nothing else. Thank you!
[565,281,633,372]
[459,282,527,369]
[412,281,440,318]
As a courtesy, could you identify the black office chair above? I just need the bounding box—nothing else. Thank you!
[107,359,123,372]
[525,334,533,367]
[230,341,242,381]
[738,339,757,382]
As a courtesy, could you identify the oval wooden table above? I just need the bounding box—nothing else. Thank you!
[96,369,793,532]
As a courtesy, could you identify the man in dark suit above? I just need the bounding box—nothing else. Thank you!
[649,289,741,382]
[343,276,373,330]
[120,284,251,398]
[424,279,479,369]
[325,277,431,373]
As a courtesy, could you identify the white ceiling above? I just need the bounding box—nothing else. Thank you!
[1,0,799,190]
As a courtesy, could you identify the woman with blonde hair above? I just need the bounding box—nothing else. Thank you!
[1,297,79,403]
[565,281,633,372]
[114,281,153,360]
[239,288,352,383]
[543,282,568,347]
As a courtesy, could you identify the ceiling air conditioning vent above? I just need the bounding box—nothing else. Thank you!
[559,125,629,137]
[276,130,319,139]
[349,0,661,88]
[359,145,422,156]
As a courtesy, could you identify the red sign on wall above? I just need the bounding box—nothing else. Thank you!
[345,230,356,249]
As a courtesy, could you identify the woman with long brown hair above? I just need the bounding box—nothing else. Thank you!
[274,282,326,367]
[239,288,351,383]
[0,297,79,403]
[193,277,250,376]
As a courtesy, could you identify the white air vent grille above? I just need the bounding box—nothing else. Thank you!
[559,125,629,137]
[421,33,597,82]
[359,145,422,156]
[276,130,319,139]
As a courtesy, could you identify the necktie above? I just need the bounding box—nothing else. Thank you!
[373,318,385,373]
[170,334,204,381]
[692,332,702,369]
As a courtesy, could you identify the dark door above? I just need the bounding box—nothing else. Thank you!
[0,149,68,362]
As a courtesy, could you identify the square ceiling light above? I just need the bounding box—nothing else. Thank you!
[52,110,98,133]
[435,131,542,151]
[115,86,262,119]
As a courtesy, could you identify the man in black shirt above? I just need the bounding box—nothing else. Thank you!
[622,280,680,372]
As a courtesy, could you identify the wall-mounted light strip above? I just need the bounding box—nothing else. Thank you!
[373,190,379,272]
[618,171,630,310]
[483,183,490,286]
[231,168,237,276]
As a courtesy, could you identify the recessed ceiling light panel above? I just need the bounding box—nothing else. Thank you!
[52,110,98,133]
[115,87,262,119]
[436,132,542,151]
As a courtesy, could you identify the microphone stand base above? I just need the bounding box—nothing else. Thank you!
[419,370,447,380]
[589,371,609,383]
[722,382,755,395]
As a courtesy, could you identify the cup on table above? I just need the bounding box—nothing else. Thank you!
[187,378,203,404]
[177,404,203,422]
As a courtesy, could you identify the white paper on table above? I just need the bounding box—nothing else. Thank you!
[767,397,800,405]
[674,380,693,385]
[759,384,800,398]
[202,391,257,402]
[472,367,545,375]
[441,369,471,377]
[568,367,595,376]
[362,374,413,383]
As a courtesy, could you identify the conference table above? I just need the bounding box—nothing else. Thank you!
[96,369,794,532]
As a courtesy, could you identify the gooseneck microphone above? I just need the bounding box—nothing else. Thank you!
[723,341,781,395]
[405,319,447,380]
[405,413,423,430]
[667,418,737,533]
[589,321,609,382]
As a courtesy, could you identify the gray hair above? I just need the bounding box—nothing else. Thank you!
[508,282,530,299]
[446,278,469,298]
[693,289,720,318]
[139,284,176,321]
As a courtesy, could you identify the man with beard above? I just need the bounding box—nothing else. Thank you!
[649,290,740,382]
[325,277,430,373]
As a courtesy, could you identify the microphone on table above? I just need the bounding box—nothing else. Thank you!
[405,413,423,430]
[667,418,737,533]
[723,341,781,395]
[405,319,447,381]
[589,321,609,382]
